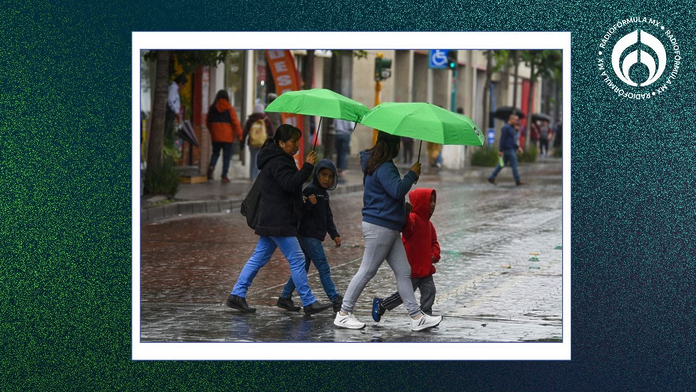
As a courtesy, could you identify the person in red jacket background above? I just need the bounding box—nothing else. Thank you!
[206,90,243,183]
[371,188,441,321]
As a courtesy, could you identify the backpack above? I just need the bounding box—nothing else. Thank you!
[240,176,262,229]
[248,119,267,148]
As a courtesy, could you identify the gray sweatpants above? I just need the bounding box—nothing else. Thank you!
[341,221,421,317]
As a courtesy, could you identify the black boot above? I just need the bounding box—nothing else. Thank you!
[303,300,333,315]
[276,296,301,311]
[331,295,344,313]
[226,294,256,313]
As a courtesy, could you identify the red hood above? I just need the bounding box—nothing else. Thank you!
[215,98,232,113]
[409,188,435,219]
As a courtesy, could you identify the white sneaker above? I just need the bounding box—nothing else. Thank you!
[334,312,366,330]
[411,312,442,331]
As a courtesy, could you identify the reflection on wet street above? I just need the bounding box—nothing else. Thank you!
[140,164,563,343]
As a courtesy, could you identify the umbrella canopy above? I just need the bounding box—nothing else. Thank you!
[493,106,526,121]
[265,88,368,122]
[531,113,552,123]
[359,102,484,146]
[177,120,199,147]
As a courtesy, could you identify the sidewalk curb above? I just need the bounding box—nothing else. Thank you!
[141,183,365,223]
[140,159,561,224]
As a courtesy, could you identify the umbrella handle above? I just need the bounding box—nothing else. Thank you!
[417,140,422,163]
[313,117,322,152]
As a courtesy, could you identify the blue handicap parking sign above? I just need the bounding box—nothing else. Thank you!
[429,50,449,69]
[487,129,495,145]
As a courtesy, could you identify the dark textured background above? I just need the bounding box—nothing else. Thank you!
[1,0,694,390]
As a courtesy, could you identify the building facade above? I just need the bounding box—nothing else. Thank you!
[140,49,553,179]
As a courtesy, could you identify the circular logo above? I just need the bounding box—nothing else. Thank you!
[597,18,682,99]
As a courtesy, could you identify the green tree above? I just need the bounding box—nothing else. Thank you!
[142,50,231,184]
[520,50,562,150]
[493,50,521,109]
[482,50,494,131]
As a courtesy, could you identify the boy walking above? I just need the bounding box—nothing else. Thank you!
[277,159,344,312]
[372,188,440,321]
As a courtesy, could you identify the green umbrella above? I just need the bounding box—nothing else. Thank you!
[359,102,484,162]
[359,102,484,146]
[265,88,368,150]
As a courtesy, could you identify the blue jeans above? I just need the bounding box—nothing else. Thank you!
[210,142,233,177]
[232,236,317,306]
[334,134,351,172]
[248,146,260,180]
[280,236,339,301]
[488,148,521,182]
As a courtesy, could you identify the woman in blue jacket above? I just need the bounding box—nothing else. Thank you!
[226,124,333,316]
[334,131,443,331]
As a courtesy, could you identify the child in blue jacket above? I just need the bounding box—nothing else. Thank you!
[277,159,344,312]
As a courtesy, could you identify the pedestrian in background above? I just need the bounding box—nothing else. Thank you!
[530,120,541,149]
[242,103,273,180]
[334,131,442,331]
[207,90,243,183]
[226,125,333,316]
[165,74,187,145]
[488,114,524,186]
[539,120,552,157]
[265,93,283,132]
[427,142,442,168]
[333,119,353,184]
[277,158,344,313]
[372,188,441,321]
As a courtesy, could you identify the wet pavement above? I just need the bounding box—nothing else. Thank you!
[139,159,564,343]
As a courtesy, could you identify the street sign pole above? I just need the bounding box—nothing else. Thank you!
[450,67,457,112]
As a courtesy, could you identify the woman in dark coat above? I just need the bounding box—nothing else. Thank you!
[226,125,333,315]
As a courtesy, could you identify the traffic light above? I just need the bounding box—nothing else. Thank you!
[447,50,458,69]
[374,53,392,81]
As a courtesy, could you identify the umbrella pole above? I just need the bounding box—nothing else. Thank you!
[313,117,322,151]
[417,140,422,163]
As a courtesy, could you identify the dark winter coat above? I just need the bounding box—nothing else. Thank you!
[254,142,314,237]
[298,159,340,242]
[402,188,440,278]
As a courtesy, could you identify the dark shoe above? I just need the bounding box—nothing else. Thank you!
[276,296,301,312]
[487,178,496,185]
[331,295,344,313]
[221,176,231,183]
[372,298,385,322]
[208,166,214,180]
[516,181,524,186]
[226,294,256,313]
[303,300,333,315]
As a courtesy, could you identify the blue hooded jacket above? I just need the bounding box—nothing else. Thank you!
[298,159,340,242]
[360,150,418,231]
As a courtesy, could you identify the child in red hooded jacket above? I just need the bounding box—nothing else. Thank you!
[371,188,440,321]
